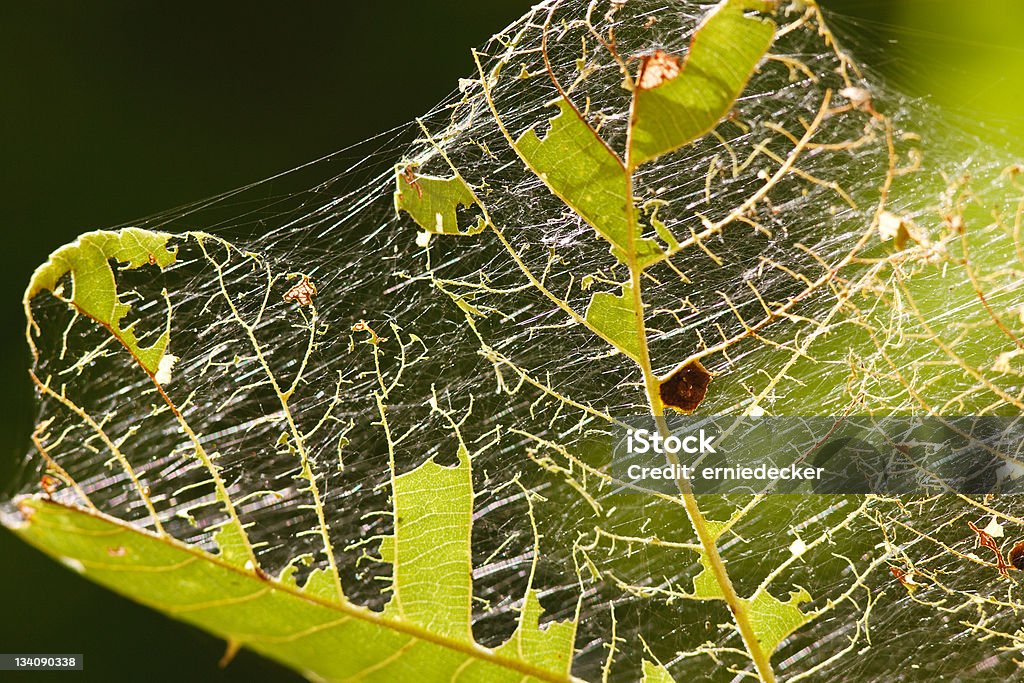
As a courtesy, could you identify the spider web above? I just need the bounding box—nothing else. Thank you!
[8,1,1024,681]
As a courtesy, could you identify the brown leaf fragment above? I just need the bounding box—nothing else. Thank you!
[284,276,317,306]
[637,50,681,90]
[878,211,929,251]
[969,520,1010,578]
[889,566,919,594]
[1009,541,1024,571]
[659,359,712,413]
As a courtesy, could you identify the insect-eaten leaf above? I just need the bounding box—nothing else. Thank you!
[691,548,727,600]
[10,438,578,682]
[515,98,661,266]
[628,0,776,167]
[659,359,712,413]
[746,586,812,655]
[25,228,178,374]
[585,283,643,361]
[393,165,486,236]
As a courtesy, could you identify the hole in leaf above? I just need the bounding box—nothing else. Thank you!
[659,359,711,413]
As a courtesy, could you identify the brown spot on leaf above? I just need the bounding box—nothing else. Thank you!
[107,546,127,557]
[1009,541,1024,571]
[659,359,712,413]
[284,277,318,306]
[637,50,681,90]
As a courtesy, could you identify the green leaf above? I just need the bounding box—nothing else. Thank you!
[515,98,661,263]
[380,445,474,641]
[746,587,812,655]
[628,0,776,167]
[25,228,177,374]
[8,443,577,683]
[467,589,577,681]
[690,549,727,600]
[641,660,676,683]
[585,283,643,361]
[394,166,486,236]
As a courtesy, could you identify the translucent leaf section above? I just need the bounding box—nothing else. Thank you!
[26,228,177,374]
[628,0,776,167]
[393,167,485,235]
[514,98,647,261]
[381,445,474,641]
[584,284,642,361]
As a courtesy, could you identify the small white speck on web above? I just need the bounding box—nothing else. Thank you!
[59,556,86,574]
[789,537,807,558]
[839,86,871,109]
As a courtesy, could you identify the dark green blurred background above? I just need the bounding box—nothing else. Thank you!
[1,2,1021,681]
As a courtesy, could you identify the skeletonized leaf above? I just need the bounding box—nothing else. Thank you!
[513,98,659,265]
[26,229,177,374]
[10,431,577,682]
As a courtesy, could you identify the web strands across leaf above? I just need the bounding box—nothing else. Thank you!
[9,0,1024,681]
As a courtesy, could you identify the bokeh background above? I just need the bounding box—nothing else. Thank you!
[1,2,1021,680]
